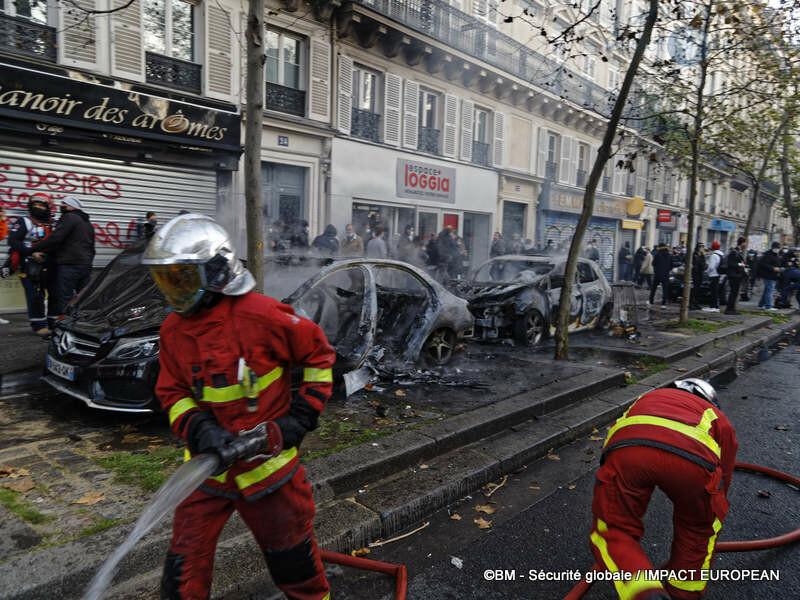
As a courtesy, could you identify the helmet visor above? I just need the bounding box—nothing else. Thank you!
[149,264,205,313]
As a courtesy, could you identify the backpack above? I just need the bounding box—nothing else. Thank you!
[716,252,728,275]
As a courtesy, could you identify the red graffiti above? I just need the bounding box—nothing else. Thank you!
[25,167,121,200]
[94,220,139,249]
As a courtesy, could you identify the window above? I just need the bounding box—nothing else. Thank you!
[3,0,48,23]
[577,143,589,172]
[474,107,488,142]
[607,67,621,91]
[419,89,438,129]
[547,132,558,164]
[577,262,597,283]
[352,65,379,112]
[144,0,195,62]
[519,0,535,16]
[266,30,304,90]
[581,50,597,80]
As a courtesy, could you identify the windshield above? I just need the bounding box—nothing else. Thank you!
[473,260,555,283]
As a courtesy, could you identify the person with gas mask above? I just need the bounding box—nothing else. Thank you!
[6,198,55,335]
[30,196,95,318]
[142,214,335,600]
[589,379,737,600]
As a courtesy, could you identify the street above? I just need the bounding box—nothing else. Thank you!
[316,341,800,600]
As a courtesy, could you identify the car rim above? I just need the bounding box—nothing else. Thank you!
[427,329,454,363]
[526,313,543,344]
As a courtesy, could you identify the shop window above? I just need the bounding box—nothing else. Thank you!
[265,29,306,117]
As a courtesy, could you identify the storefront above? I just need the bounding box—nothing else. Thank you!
[538,184,627,280]
[0,62,241,311]
[330,138,497,269]
[711,219,736,250]
[657,209,684,248]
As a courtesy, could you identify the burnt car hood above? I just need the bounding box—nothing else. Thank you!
[453,277,543,303]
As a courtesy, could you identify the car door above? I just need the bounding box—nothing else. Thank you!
[285,264,376,370]
[547,263,582,326]
[577,261,603,326]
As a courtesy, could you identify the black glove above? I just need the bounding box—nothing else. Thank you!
[186,412,236,475]
[274,415,308,450]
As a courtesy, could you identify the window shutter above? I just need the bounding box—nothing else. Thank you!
[110,0,144,81]
[460,99,474,161]
[613,165,625,195]
[589,145,598,180]
[443,94,459,158]
[58,0,100,70]
[402,80,420,150]
[492,111,505,167]
[383,73,402,146]
[337,54,354,134]
[488,0,499,26]
[537,128,548,177]
[474,0,487,19]
[559,136,573,185]
[571,141,580,184]
[205,3,234,102]
[308,39,331,122]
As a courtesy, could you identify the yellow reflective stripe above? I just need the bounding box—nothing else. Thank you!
[303,367,333,383]
[604,404,635,446]
[702,518,723,569]
[321,594,329,600]
[667,518,722,592]
[182,448,227,482]
[591,519,664,600]
[668,578,707,592]
[697,408,718,434]
[202,367,284,403]
[169,398,199,426]
[605,415,721,458]
[234,447,298,490]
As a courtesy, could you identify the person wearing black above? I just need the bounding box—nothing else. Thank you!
[743,249,758,301]
[311,224,339,256]
[724,237,748,315]
[290,220,310,251]
[633,246,647,287]
[756,242,782,310]
[690,243,706,310]
[30,196,95,317]
[618,241,633,281]
[586,239,600,263]
[490,232,505,257]
[135,211,158,240]
[649,243,672,305]
[435,227,459,280]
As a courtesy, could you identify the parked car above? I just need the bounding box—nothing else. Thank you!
[42,247,473,413]
[668,266,729,305]
[450,255,613,345]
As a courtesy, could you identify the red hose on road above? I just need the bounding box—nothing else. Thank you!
[564,462,800,599]
[320,550,408,600]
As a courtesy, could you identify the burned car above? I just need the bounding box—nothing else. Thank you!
[451,255,613,345]
[42,247,472,413]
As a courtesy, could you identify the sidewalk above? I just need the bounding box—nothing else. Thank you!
[0,312,48,379]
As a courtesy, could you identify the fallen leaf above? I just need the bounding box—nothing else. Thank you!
[546,453,561,461]
[7,468,30,479]
[776,426,789,431]
[474,517,492,529]
[757,490,772,499]
[589,436,604,441]
[696,352,703,357]
[529,485,541,490]
[351,547,370,557]
[395,390,406,397]
[675,367,687,372]
[119,424,136,432]
[375,418,390,425]
[74,492,105,506]
[0,466,13,477]
[419,464,429,470]
[583,456,596,463]
[475,504,496,515]
[591,427,599,434]
[450,513,462,520]
[567,484,576,490]
[2,480,34,493]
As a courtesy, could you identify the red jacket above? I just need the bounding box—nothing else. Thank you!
[156,292,335,500]
[603,388,738,511]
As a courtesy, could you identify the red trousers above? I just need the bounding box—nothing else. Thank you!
[590,446,728,600]
[162,467,329,600]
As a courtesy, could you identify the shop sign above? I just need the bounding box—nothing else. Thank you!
[622,219,643,230]
[626,196,644,216]
[396,159,456,203]
[657,210,680,230]
[657,209,673,222]
[711,219,735,232]
[0,63,240,152]
[542,187,627,218]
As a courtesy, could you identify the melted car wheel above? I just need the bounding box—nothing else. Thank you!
[424,328,456,365]
[513,310,545,346]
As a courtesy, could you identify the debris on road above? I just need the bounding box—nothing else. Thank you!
[475,504,496,515]
[368,521,430,547]
[757,490,772,499]
[473,517,492,530]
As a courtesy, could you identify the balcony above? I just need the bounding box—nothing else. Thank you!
[576,169,586,187]
[546,161,558,181]
[626,183,635,197]
[472,140,489,166]
[266,82,306,117]
[0,14,56,62]
[602,175,610,193]
[351,107,380,142]
[146,52,201,94]
[418,126,440,154]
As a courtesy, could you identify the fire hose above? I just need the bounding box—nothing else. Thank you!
[563,462,800,600]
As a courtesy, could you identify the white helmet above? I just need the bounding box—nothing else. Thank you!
[141,214,254,315]
[672,378,718,407]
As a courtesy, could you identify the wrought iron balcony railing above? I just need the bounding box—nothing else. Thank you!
[626,183,635,197]
[472,140,489,166]
[645,189,653,202]
[418,126,440,154]
[351,107,381,142]
[576,169,586,187]
[0,14,56,62]
[266,82,306,117]
[545,161,558,181]
[146,52,202,94]
[353,0,612,113]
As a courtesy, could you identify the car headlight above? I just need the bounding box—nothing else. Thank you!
[107,336,160,361]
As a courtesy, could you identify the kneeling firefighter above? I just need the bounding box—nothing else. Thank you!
[589,379,738,600]
[142,214,334,600]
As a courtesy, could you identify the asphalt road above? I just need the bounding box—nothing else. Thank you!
[319,341,800,600]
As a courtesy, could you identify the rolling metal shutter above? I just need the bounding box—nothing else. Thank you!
[0,148,217,267]
[543,213,617,281]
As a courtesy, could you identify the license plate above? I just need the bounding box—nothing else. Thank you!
[47,355,75,382]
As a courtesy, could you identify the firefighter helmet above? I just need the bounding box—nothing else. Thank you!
[671,378,718,407]
[141,214,254,315]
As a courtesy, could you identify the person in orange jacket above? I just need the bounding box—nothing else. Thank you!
[142,214,334,600]
[589,379,738,600]
[0,205,8,241]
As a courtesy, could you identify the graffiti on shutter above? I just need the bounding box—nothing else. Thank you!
[544,213,616,280]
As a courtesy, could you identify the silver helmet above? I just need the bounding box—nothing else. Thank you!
[672,378,718,407]
[141,214,254,314]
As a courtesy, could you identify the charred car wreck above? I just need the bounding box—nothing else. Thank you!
[451,255,613,345]
[42,247,473,413]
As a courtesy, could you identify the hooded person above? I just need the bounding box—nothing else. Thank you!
[30,195,95,318]
[311,224,339,256]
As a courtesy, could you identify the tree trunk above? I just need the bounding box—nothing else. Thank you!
[244,0,266,292]
[553,0,659,359]
[780,134,799,245]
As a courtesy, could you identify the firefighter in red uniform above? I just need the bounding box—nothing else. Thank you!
[589,379,737,600]
[142,214,334,600]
